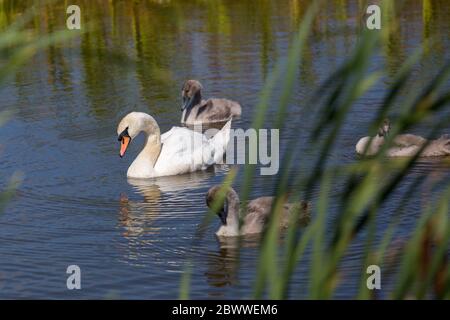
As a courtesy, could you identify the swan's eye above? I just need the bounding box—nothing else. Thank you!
[118,127,130,141]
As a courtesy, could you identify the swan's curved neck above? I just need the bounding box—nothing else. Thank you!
[217,190,241,236]
[127,115,162,178]
[182,91,202,122]
[192,91,202,107]
[140,130,161,165]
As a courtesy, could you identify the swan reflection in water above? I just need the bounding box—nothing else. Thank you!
[204,213,314,296]
[204,235,262,297]
[116,167,226,263]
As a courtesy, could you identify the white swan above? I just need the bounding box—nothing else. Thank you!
[117,112,231,178]
[356,119,450,157]
[181,80,242,125]
[206,186,310,237]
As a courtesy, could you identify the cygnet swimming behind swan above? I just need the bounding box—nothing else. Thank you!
[206,186,310,237]
[117,112,231,178]
[181,80,242,125]
[356,119,450,157]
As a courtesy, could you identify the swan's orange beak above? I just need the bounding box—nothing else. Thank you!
[119,136,130,158]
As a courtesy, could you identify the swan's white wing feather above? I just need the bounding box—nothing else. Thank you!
[153,127,216,176]
[393,134,426,147]
[160,127,176,141]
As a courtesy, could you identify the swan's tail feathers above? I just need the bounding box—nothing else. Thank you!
[432,135,450,155]
[211,119,232,163]
[231,101,242,117]
[443,138,450,155]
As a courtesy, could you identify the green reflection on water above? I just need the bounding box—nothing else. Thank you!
[1,0,448,117]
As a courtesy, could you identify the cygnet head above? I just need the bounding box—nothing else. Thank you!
[181,80,203,111]
[378,118,391,137]
[206,185,239,225]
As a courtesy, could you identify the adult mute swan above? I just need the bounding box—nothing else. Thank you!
[206,186,310,237]
[117,112,231,178]
[181,80,242,125]
[356,119,450,157]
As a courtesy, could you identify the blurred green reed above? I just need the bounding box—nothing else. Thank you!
[0,0,81,215]
[195,0,449,299]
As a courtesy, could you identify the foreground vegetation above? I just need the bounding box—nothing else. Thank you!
[197,0,449,299]
[0,0,448,299]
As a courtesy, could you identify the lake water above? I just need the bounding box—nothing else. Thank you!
[0,0,449,299]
